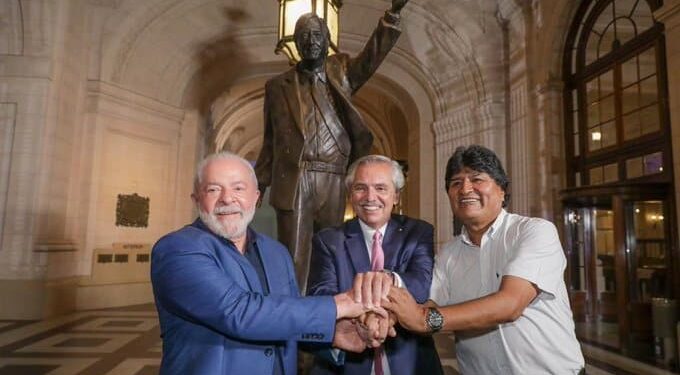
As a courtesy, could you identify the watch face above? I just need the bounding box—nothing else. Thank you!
[427,308,443,332]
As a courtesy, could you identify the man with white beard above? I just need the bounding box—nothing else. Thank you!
[151,152,376,375]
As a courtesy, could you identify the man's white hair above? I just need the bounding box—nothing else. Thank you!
[193,151,258,194]
[345,154,405,191]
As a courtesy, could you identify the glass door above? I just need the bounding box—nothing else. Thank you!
[565,191,675,359]
[566,204,621,349]
[625,200,672,357]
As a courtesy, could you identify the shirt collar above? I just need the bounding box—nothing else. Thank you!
[358,219,388,242]
[459,209,507,246]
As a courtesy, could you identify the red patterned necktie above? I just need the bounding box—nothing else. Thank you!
[371,230,384,375]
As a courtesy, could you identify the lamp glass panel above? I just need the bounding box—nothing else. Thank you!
[327,7,339,49]
[284,0,312,38]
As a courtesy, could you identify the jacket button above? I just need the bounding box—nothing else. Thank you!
[265,348,274,357]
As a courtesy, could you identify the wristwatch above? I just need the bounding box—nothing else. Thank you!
[425,307,444,333]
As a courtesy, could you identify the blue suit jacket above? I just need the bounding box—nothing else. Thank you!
[307,215,443,375]
[151,220,337,375]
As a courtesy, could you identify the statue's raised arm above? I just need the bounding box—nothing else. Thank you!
[255,0,410,292]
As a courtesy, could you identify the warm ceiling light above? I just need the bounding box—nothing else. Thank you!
[276,0,342,64]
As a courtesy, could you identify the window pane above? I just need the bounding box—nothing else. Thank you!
[589,126,602,151]
[622,83,639,114]
[621,55,639,87]
[639,75,658,107]
[575,172,582,187]
[600,95,615,122]
[616,0,638,19]
[639,47,657,79]
[590,166,604,185]
[586,78,599,104]
[643,152,663,175]
[603,163,619,183]
[601,120,617,148]
[599,24,617,58]
[631,0,655,33]
[626,156,643,179]
[623,110,641,141]
[600,69,614,97]
[615,17,636,47]
[640,104,660,135]
[588,102,600,128]
[592,2,613,35]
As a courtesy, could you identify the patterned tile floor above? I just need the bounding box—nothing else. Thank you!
[0,304,676,375]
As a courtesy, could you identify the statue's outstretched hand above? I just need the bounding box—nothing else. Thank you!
[391,0,409,14]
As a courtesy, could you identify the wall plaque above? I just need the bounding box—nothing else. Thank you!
[116,193,149,228]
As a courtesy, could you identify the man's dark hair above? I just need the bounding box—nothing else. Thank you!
[444,145,511,207]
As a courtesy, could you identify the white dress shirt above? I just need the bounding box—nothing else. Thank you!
[430,209,584,374]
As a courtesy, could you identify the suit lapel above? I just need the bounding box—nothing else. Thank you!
[345,219,371,273]
[382,216,405,271]
[194,220,263,293]
[282,69,305,137]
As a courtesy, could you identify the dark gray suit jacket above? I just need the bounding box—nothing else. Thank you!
[307,215,443,375]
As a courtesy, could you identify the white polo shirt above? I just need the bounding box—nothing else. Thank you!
[430,210,584,374]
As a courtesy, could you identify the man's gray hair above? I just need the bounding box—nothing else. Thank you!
[193,151,258,195]
[345,155,405,191]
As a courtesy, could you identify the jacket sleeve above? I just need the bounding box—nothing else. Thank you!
[151,235,336,343]
[397,222,435,304]
[306,232,340,296]
[345,16,402,94]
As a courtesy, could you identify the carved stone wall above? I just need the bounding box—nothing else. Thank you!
[4,0,679,318]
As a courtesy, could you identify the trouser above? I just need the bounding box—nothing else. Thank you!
[276,169,346,293]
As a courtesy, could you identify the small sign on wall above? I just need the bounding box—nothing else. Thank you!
[116,193,149,228]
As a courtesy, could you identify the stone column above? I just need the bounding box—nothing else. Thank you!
[534,80,564,223]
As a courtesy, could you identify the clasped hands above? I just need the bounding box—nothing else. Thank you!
[333,271,416,353]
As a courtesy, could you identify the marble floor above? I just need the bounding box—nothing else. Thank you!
[0,304,676,375]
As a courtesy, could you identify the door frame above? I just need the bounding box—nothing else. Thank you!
[561,183,676,352]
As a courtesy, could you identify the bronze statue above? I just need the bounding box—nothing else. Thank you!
[255,0,409,292]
